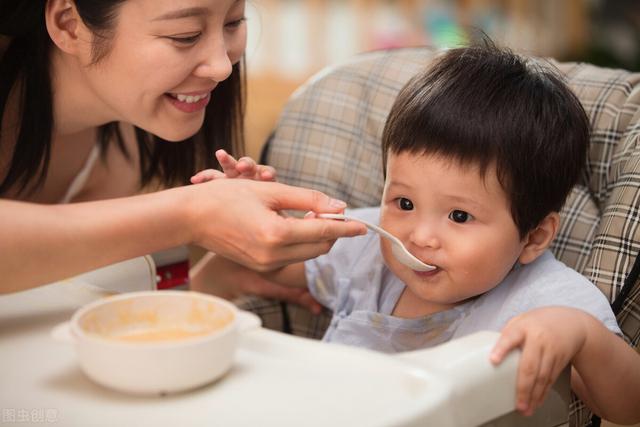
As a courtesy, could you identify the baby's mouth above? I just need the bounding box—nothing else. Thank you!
[414,265,440,276]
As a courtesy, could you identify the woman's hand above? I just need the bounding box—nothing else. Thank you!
[188,151,334,312]
[190,149,276,183]
[185,178,366,271]
[489,307,588,416]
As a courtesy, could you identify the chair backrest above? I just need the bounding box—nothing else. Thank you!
[263,47,640,426]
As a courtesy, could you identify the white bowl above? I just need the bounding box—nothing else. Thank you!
[52,291,260,395]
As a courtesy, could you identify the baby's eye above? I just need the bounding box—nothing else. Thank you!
[448,210,473,223]
[397,198,414,211]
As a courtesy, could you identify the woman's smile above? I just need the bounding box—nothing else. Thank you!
[165,91,211,113]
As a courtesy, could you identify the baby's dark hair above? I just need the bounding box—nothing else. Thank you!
[381,40,590,237]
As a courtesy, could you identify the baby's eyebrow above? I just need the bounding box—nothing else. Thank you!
[444,194,487,210]
[387,180,413,190]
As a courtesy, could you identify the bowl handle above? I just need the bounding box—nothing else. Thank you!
[236,310,262,332]
[51,321,75,344]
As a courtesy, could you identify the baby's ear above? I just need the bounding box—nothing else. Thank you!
[518,212,559,265]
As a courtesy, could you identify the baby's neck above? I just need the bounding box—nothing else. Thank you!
[392,286,458,318]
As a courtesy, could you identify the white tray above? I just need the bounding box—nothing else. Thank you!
[0,280,526,427]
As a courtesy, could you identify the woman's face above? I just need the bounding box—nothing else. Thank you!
[77,0,247,141]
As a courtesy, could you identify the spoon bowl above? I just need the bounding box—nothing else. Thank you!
[318,213,436,272]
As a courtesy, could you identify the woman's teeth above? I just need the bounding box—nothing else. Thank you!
[171,93,208,103]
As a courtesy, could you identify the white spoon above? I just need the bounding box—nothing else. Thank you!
[317,213,436,272]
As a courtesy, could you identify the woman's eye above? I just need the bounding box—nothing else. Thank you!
[449,210,473,223]
[167,33,201,45]
[225,17,246,29]
[397,198,414,211]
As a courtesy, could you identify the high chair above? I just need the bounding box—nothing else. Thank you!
[239,47,640,427]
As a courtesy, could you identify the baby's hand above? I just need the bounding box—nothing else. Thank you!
[190,149,277,184]
[489,307,588,416]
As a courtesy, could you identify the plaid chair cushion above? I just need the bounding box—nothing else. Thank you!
[240,47,640,427]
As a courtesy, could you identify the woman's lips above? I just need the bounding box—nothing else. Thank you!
[165,92,211,113]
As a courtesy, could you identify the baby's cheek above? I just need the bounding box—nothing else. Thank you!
[379,240,396,269]
[450,248,500,292]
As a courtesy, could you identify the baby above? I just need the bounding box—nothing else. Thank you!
[194,41,640,422]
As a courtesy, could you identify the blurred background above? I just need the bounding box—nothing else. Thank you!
[242,0,640,159]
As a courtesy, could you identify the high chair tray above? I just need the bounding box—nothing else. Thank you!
[0,280,554,427]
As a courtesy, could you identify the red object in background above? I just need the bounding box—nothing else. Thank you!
[156,260,190,290]
[152,247,190,290]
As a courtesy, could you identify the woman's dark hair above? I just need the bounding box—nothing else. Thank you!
[381,39,590,237]
[0,0,244,196]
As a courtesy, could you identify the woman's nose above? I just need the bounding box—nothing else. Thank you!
[194,41,233,82]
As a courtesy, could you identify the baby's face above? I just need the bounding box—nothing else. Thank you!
[380,151,527,313]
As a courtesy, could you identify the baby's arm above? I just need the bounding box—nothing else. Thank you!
[490,307,640,423]
[191,252,319,311]
[566,313,640,424]
[261,262,308,289]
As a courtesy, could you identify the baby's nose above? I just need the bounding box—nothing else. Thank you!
[409,223,440,249]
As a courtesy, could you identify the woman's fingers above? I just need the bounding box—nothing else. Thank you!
[268,183,348,214]
[191,180,365,270]
[282,216,366,245]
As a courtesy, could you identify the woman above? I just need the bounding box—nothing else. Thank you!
[0,0,365,293]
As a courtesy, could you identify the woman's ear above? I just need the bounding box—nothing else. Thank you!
[518,212,560,265]
[45,0,86,55]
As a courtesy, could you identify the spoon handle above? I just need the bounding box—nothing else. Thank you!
[318,213,436,271]
[317,213,401,245]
